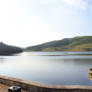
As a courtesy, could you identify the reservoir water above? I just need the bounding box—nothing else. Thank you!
[0,51,92,85]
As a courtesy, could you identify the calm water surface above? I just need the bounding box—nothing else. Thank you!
[0,52,92,85]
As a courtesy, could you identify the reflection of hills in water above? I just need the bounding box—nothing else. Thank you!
[21,52,92,56]
[0,56,6,64]
[0,51,92,85]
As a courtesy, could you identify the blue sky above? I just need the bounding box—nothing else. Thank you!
[0,0,92,47]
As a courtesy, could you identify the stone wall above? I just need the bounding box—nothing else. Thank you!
[0,75,92,92]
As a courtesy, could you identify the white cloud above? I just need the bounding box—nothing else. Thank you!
[62,0,87,10]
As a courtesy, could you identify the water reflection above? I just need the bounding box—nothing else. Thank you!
[19,51,92,56]
[0,52,92,85]
[0,56,6,64]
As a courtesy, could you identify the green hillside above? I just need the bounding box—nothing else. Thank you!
[25,36,92,51]
[0,42,23,55]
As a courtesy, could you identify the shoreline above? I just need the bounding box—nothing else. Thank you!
[0,75,92,92]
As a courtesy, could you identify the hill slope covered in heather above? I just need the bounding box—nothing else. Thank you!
[25,36,92,51]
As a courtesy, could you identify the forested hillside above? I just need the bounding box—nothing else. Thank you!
[0,42,23,55]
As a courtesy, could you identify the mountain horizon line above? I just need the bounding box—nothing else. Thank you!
[1,35,92,48]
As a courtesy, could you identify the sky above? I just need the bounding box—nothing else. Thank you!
[0,0,92,47]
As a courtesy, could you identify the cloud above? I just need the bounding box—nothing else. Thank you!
[62,0,88,10]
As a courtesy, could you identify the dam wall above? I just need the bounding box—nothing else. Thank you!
[0,75,92,92]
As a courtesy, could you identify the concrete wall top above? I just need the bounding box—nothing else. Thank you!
[0,75,92,90]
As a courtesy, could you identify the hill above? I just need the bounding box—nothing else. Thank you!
[25,36,92,51]
[0,42,23,55]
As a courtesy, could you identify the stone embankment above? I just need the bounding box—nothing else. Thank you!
[0,75,92,92]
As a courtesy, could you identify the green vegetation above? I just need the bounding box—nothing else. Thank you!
[25,36,92,51]
[0,42,23,55]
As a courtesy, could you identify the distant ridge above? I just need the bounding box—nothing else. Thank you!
[0,42,23,55]
[25,36,92,51]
